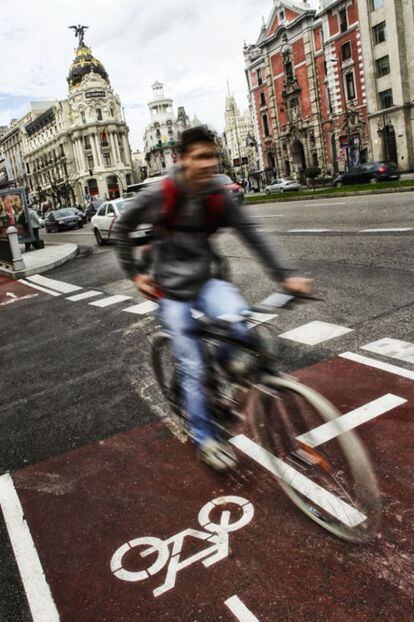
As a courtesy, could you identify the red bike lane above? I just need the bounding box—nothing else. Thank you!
[1,354,413,621]
[0,275,44,308]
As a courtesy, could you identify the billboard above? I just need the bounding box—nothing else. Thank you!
[0,187,33,243]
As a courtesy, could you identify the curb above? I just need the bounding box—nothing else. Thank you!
[245,185,414,206]
[0,244,79,280]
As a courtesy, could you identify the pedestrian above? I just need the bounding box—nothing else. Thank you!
[25,207,42,252]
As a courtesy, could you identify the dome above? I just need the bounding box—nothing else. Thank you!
[67,43,109,89]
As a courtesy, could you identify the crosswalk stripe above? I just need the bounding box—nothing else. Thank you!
[339,351,414,381]
[279,321,353,345]
[361,338,414,365]
[26,274,81,294]
[296,394,407,448]
[230,435,366,528]
[66,291,102,302]
[123,301,159,314]
[89,295,133,308]
[18,279,61,297]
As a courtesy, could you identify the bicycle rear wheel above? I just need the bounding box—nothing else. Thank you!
[151,331,182,416]
[245,374,381,542]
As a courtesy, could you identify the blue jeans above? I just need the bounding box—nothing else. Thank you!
[158,279,250,445]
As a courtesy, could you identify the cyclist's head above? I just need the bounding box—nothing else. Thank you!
[178,126,219,187]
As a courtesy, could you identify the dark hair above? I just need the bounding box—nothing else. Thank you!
[178,126,216,154]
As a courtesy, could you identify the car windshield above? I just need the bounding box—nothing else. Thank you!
[216,174,233,185]
[113,199,127,213]
[54,209,73,217]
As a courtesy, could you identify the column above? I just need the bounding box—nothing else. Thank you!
[92,133,102,167]
[109,132,120,164]
[90,133,100,169]
[72,139,81,170]
[122,133,131,166]
[76,138,87,172]
[112,132,121,163]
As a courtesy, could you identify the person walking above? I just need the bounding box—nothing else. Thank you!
[25,207,42,251]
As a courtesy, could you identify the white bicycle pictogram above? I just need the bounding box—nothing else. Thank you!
[110,495,254,597]
[0,292,39,306]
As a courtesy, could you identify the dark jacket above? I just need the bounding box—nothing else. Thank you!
[113,169,293,300]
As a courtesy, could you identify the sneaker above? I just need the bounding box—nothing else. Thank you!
[198,439,238,472]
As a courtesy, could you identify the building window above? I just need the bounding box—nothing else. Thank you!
[379,88,393,109]
[26,162,30,173]
[260,92,266,107]
[110,107,114,117]
[59,144,65,157]
[84,136,91,149]
[375,55,390,77]
[342,42,352,61]
[104,153,111,166]
[345,72,356,100]
[257,68,263,86]
[279,9,285,22]
[81,111,86,124]
[339,8,348,33]
[96,108,103,121]
[262,113,270,137]
[373,21,386,44]
[371,0,383,10]
[87,155,94,169]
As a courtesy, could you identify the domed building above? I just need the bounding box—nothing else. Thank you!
[22,27,134,207]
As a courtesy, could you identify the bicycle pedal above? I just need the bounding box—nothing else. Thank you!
[287,448,320,469]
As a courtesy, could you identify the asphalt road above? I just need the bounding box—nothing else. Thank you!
[1,192,413,621]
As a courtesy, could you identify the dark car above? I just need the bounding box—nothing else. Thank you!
[215,174,244,205]
[45,209,82,233]
[67,207,85,226]
[334,162,400,186]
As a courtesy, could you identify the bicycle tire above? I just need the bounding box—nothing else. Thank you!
[151,331,182,416]
[245,374,381,543]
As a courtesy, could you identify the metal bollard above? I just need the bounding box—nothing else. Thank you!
[6,226,25,271]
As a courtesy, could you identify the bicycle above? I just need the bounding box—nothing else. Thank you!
[151,292,381,543]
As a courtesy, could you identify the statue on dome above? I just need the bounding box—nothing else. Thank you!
[69,25,89,46]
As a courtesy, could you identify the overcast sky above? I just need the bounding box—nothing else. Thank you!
[0,0,319,150]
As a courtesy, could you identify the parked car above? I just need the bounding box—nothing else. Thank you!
[333,162,400,186]
[45,209,82,233]
[67,207,85,227]
[265,178,300,194]
[122,175,167,199]
[91,198,152,246]
[215,174,244,205]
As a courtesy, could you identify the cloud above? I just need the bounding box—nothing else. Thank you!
[0,0,320,148]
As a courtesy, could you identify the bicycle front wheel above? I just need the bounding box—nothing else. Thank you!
[244,374,381,542]
[151,331,181,416]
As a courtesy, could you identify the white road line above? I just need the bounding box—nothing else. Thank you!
[287,229,330,233]
[279,321,353,345]
[296,394,406,448]
[66,290,102,302]
[123,301,159,314]
[26,274,81,294]
[0,473,59,622]
[19,279,61,297]
[89,295,132,308]
[230,435,366,527]
[339,351,414,381]
[358,228,413,233]
[247,312,277,326]
[361,338,414,365]
[304,202,346,207]
[225,595,261,622]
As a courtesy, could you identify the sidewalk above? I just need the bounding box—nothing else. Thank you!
[0,243,78,279]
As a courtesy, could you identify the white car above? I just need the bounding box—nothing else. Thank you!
[91,198,152,246]
[265,178,300,194]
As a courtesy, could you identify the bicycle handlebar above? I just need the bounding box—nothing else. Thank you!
[247,292,323,315]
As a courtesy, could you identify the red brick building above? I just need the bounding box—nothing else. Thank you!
[244,0,369,183]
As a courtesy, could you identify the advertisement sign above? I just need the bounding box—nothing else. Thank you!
[0,187,33,244]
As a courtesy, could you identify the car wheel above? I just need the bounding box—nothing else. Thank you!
[78,222,83,229]
[94,228,105,246]
[369,176,379,184]
[265,189,270,195]
[280,188,284,193]
[336,181,343,187]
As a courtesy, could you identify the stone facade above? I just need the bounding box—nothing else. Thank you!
[244,0,371,181]
[357,0,414,171]
[22,35,133,206]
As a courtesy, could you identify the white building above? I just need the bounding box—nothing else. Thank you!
[357,0,414,170]
[224,93,258,179]
[22,30,133,206]
[143,82,191,177]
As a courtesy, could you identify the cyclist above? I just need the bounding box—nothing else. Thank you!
[114,126,312,471]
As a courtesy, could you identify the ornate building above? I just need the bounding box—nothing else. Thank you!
[22,26,133,206]
[244,0,369,181]
[357,0,414,171]
[224,92,258,180]
[143,82,192,177]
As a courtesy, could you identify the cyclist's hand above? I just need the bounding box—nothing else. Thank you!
[281,276,314,295]
[132,274,160,300]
